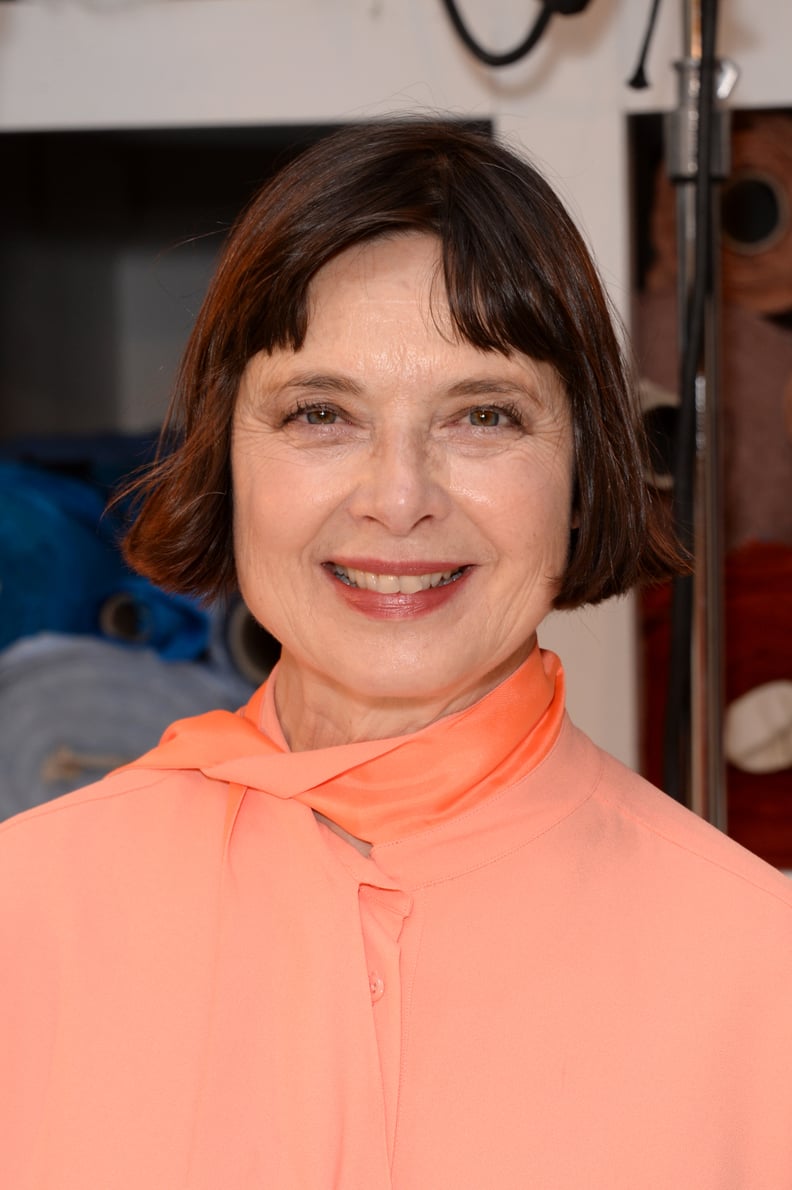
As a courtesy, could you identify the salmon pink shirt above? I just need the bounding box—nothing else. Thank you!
[1,648,792,1188]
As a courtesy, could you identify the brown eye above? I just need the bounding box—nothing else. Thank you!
[305,406,337,425]
[469,407,500,427]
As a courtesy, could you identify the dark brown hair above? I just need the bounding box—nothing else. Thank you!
[123,118,683,608]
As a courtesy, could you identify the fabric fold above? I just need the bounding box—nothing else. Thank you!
[128,646,565,844]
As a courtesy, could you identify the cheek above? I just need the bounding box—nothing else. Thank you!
[230,472,257,564]
[231,460,331,582]
[231,473,285,588]
[493,457,574,549]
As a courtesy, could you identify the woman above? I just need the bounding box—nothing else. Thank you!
[2,120,791,1189]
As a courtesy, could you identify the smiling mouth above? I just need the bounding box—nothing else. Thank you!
[329,564,467,594]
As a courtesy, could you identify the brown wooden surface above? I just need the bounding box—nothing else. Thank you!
[640,542,792,868]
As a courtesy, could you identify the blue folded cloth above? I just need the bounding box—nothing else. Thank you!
[0,633,255,819]
[0,460,209,660]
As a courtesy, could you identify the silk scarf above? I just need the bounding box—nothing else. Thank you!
[129,646,565,845]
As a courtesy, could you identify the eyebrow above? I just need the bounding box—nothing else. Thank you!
[276,372,543,405]
[277,372,365,396]
[444,377,544,407]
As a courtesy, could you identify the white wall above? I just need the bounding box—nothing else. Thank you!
[1,0,790,767]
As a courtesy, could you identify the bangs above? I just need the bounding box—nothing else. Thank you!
[440,232,568,365]
[238,165,576,376]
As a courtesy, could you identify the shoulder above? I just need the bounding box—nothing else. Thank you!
[575,727,792,916]
[0,763,226,906]
[1,763,169,825]
[1,763,185,839]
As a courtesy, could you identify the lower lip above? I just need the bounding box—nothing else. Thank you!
[327,568,471,620]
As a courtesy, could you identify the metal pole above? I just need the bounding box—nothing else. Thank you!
[664,0,735,828]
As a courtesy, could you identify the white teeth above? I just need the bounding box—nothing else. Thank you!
[336,566,459,594]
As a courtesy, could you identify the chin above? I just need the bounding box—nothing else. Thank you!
[327,652,513,712]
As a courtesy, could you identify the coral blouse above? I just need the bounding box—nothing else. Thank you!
[1,648,792,1188]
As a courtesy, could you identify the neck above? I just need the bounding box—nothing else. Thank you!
[273,641,537,751]
[313,811,373,856]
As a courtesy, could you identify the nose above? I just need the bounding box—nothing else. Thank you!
[346,426,451,535]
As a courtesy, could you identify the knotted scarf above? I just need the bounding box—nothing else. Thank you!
[129,645,564,845]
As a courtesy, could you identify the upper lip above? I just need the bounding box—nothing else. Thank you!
[327,558,470,576]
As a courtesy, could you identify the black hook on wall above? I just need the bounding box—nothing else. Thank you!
[628,0,665,89]
[439,0,594,69]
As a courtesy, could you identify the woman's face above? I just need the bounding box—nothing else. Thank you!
[232,233,575,744]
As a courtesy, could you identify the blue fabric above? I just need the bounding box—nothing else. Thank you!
[0,633,254,819]
[0,460,209,660]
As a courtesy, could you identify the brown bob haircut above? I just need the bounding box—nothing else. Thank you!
[123,118,683,609]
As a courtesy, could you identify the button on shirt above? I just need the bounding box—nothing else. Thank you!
[323,830,413,1159]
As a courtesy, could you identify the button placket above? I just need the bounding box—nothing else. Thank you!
[358,883,412,1159]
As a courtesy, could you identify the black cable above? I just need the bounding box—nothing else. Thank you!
[662,0,720,802]
[627,0,664,89]
[439,0,553,68]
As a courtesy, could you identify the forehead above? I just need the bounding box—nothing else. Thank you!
[239,231,567,414]
[306,232,445,334]
[303,234,564,399]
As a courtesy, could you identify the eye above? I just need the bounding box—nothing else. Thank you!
[468,407,501,427]
[282,402,340,427]
[465,403,524,429]
[303,405,338,425]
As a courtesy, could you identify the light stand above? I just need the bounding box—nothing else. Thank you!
[661,0,737,826]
